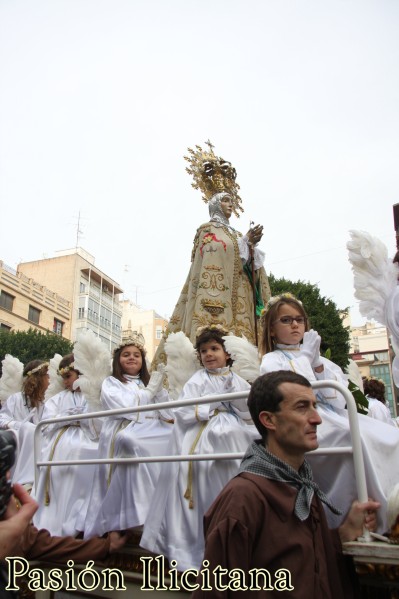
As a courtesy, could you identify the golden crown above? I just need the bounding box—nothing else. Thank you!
[114,334,146,355]
[184,140,243,217]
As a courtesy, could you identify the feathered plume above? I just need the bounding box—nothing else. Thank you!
[164,331,199,400]
[73,330,111,412]
[223,335,260,383]
[45,353,64,400]
[347,230,398,324]
[0,354,23,405]
[345,359,364,393]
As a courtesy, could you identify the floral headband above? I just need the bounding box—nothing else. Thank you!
[261,293,303,317]
[25,362,49,377]
[57,364,76,376]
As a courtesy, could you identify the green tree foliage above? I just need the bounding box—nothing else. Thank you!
[268,274,350,370]
[0,328,73,368]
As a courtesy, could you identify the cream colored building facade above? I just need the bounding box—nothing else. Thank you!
[18,248,123,350]
[120,300,168,361]
[347,318,397,417]
[0,259,72,336]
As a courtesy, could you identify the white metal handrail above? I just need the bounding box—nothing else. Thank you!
[33,379,367,503]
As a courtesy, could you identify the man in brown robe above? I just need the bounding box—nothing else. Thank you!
[192,370,379,598]
[1,482,127,598]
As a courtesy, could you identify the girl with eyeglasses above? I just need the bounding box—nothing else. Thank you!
[259,293,399,533]
[260,293,348,413]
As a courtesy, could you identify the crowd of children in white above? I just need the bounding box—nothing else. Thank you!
[1,293,399,571]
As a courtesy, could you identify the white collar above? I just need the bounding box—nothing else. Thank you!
[205,366,231,376]
[275,343,301,351]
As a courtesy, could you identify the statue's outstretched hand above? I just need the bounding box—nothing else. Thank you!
[246,224,263,245]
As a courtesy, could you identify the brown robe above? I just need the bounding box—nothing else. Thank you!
[192,473,355,599]
[12,524,110,563]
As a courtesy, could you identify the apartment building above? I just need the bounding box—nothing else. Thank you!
[0,259,72,336]
[120,299,168,360]
[349,320,397,417]
[18,248,123,350]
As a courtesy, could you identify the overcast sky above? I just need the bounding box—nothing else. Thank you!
[1,0,398,326]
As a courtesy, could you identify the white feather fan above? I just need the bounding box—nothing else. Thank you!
[0,354,23,404]
[73,330,111,412]
[164,331,200,400]
[347,230,398,324]
[223,335,260,383]
[45,353,64,400]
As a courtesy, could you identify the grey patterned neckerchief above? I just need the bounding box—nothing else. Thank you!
[239,440,342,521]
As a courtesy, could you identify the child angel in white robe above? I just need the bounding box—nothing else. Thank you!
[259,292,399,531]
[140,326,258,571]
[83,335,173,539]
[0,358,48,489]
[33,342,104,537]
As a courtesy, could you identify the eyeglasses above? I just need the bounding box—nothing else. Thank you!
[273,316,306,326]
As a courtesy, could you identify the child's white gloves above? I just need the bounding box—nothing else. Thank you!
[301,330,322,368]
[146,364,166,399]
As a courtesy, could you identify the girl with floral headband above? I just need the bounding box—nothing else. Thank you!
[141,326,258,572]
[32,353,102,536]
[83,337,173,539]
[0,360,49,430]
[259,293,399,532]
[0,359,49,489]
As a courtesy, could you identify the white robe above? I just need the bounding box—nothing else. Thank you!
[0,392,45,486]
[260,346,399,531]
[83,375,173,538]
[32,390,100,536]
[140,367,259,571]
[367,397,395,426]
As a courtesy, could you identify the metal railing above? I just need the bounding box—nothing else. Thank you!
[33,379,367,504]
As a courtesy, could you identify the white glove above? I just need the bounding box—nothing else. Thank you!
[146,368,166,399]
[301,330,322,368]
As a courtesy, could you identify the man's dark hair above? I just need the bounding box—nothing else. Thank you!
[248,371,312,441]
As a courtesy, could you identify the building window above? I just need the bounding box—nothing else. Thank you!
[156,326,163,340]
[28,305,41,324]
[0,291,15,311]
[80,282,86,293]
[0,323,11,331]
[53,318,64,335]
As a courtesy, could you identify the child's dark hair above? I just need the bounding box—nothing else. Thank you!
[113,343,150,385]
[363,377,386,404]
[195,327,233,367]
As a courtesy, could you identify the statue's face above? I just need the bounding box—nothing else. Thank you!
[220,195,233,219]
